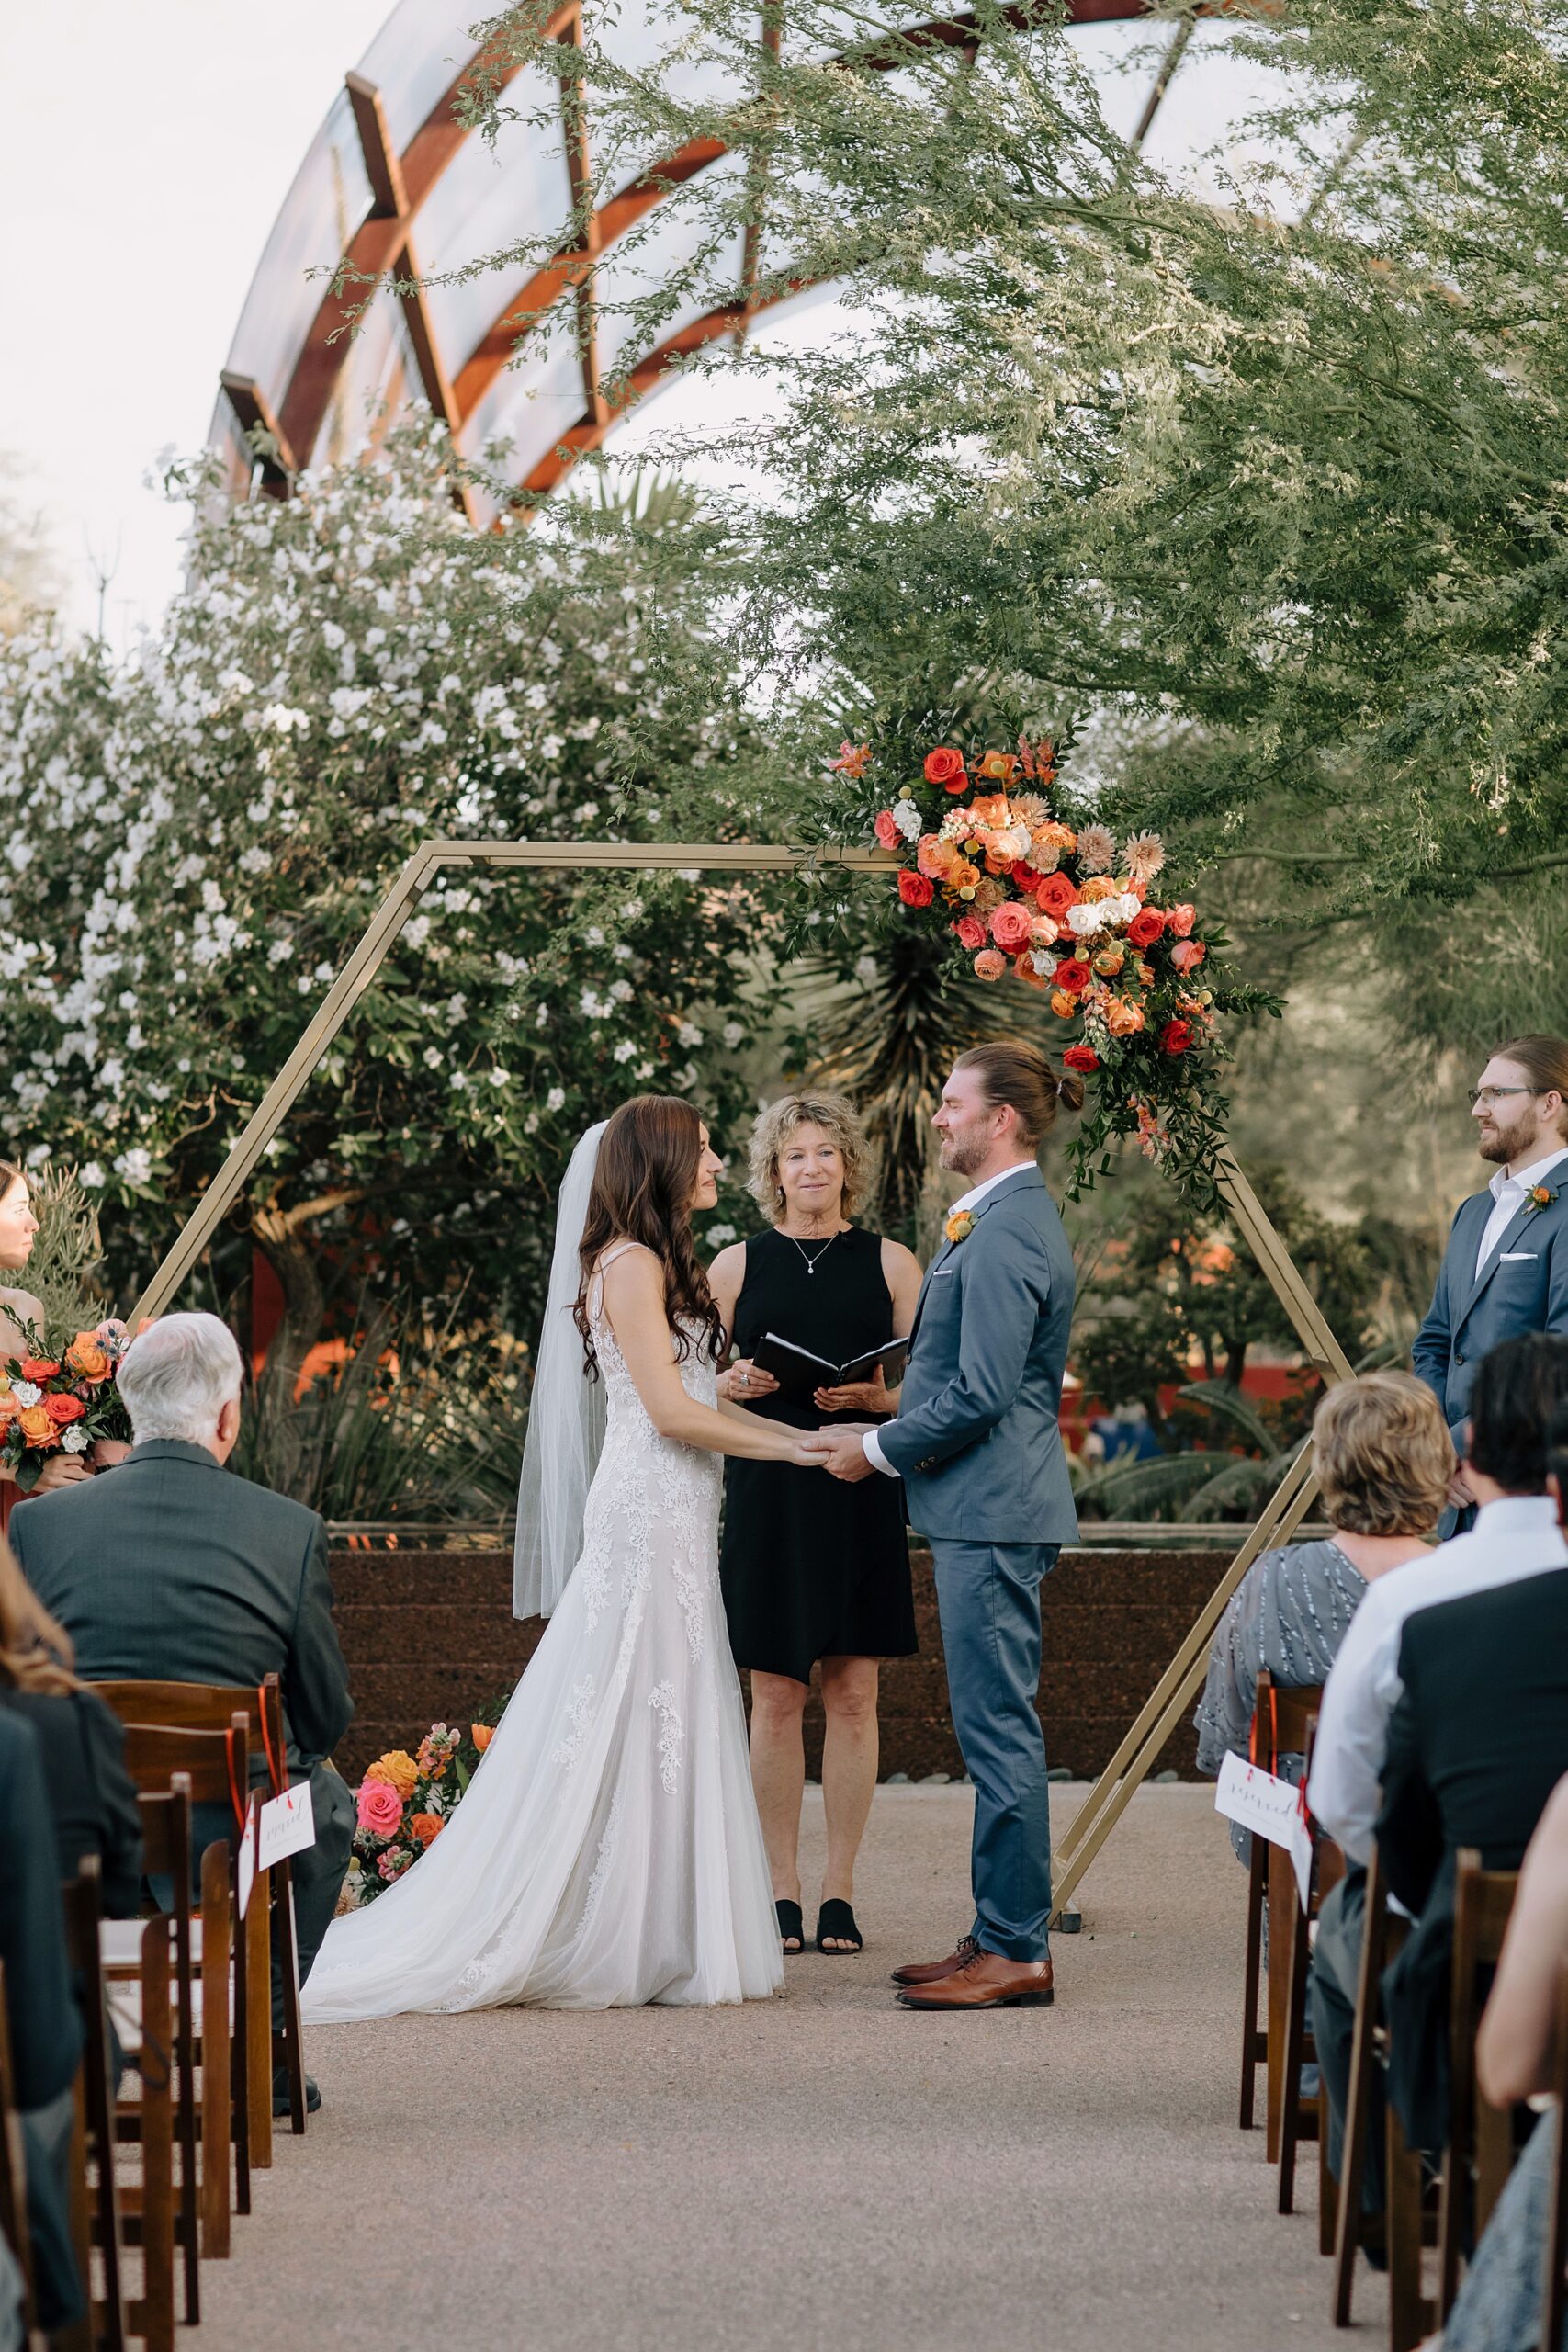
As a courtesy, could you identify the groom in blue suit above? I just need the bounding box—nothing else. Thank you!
[817,1040,1078,2010]
[1413,1035,1568,1530]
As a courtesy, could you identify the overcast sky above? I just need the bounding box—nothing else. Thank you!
[0,4,388,642]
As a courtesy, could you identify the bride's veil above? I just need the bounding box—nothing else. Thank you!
[513,1121,609,1620]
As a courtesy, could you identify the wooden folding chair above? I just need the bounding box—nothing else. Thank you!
[1330,1842,1438,2349]
[116,1716,262,2197]
[103,1917,175,2352]
[1540,1957,1568,2352]
[1437,1849,1520,2321]
[1275,1725,1345,2219]
[0,1958,41,2352]
[93,1673,309,2136]
[1235,1672,1323,2171]
[59,1860,129,2352]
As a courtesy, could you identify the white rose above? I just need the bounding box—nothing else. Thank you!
[62,1425,90,1454]
[1066,901,1104,938]
[13,1382,40,1408]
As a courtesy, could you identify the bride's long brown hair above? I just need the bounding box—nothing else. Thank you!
[573,1096,725,1376]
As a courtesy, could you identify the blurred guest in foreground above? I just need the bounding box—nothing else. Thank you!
[1194,1370,1448,1858]
[12,1311,355,2114]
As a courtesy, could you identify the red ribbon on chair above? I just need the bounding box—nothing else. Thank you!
[1248,1686,1280,1772]
[224,1724,247,1834]
[257,1686,285,1798]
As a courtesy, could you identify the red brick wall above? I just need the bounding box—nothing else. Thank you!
[330,1544,1229,1784]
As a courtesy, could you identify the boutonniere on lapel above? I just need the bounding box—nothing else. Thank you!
[1523,1183,1559,1217]
[944,1208,976,1247]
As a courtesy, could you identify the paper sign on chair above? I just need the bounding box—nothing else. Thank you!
[1214,1751,1314,1909]
[257,1779,316,1871]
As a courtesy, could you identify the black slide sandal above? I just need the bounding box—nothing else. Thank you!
[816,1899,863,1954]
[776,1900,806,1953]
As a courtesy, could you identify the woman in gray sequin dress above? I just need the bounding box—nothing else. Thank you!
[1193,1371,1453,1857]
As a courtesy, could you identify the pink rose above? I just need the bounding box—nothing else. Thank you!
[356,1778,404,1838]
[874,809,900,851]
[1167,902,1197,938]
[1169,938,1206,975]
[989,900,1033,954]
[973,948,1008,981]
[953,915,987,950]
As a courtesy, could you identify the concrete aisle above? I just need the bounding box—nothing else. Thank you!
[201,1785,1349,2352]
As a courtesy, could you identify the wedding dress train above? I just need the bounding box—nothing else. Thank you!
[301,1248,783,2016]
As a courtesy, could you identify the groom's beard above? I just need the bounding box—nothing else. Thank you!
[941,1135,987,1180]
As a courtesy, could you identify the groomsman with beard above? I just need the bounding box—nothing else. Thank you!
[1414,1035,1568,1532]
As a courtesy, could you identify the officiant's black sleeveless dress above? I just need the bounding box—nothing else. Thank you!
[720,1227,917,1684]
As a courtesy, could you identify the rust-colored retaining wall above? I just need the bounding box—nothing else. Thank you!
[331,1544,1228,1785]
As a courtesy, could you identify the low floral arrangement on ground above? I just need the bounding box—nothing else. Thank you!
[833,735,1278,1199]
[0,1319,133,1490]
[349,1717,497,1903]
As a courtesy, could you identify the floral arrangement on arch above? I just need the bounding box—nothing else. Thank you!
[0,1318,133,1491]
[349,1718,496,1903]
[834,735,1277,1199]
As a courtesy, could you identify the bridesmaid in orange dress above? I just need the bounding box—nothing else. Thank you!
[0,1161,96,1535]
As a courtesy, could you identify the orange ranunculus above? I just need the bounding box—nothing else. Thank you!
[1049,989,1078,1019]
[364,1749,419,1801]
[923,747,967,790]
[17,1404,59,1447]
[409,1812,444,1849]
[43,1393,85,1425]
[19,1358,60,1383]
[1104,997,1145,1037]
[973,948,1008,981]
[1093,945,1126,978]
[976,750,1018,783]
[65,1333,111,1382]
[470,1724,494,1754]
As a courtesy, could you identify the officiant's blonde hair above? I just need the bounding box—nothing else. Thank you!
[748,1091,872,1223]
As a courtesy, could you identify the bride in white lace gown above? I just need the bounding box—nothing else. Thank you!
[302,1100,825,2018]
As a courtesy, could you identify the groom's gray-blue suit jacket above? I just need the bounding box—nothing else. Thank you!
[1412,1180,1568,1449]
[875,1162,1078,1544]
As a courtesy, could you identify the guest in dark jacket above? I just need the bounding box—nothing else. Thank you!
[11,1312,355,2109]
[0,1710,85,2333]
[0,1540,141,1911]
[1376,1555,1568,2155]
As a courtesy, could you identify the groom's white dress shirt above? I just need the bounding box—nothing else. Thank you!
[862,1159,1037,1476]
[1306,1495,1568,1864]
[1473,1145,1568,1278]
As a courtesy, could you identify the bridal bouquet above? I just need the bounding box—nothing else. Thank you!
[837,736,1279,1199]
[0,1318,133,1490]
[349,1717,496,1903]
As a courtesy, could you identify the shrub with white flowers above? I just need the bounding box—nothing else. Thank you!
[0,423,765,1370]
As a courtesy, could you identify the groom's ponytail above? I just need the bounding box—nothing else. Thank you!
[953,1040,1082,1146]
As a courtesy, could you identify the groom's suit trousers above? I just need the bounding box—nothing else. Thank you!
[930,1537,1058,1963]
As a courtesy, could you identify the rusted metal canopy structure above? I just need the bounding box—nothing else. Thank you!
[209,0,1250,512]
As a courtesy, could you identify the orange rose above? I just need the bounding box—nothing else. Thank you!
[968,795,1010,829]
[19,1358,60,1383]
[65,1333,111,1382]
[364,1749,419,1801]
[0,1387,16,1427]
[409,1812,444,1849]
[1049,989,1078,1019]
[947,859,980,897]
[1013,951,1047,990]
[470,1724,494,1754]
[917,833,957,879]
[1092,945,1126,977]
[43,1393,85,1425]
[17,1404,59,1447]
[1035,872,1079,922]
[1080,875,1121,903]
[1104,998,1145,1037]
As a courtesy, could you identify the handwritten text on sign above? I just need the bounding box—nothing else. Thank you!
[258,1779,317,1871]
[1214,1751,1313,1909]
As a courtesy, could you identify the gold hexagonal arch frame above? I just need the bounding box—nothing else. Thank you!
[131,834,1355,1920]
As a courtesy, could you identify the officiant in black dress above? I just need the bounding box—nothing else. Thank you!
[709,1092,921,1958]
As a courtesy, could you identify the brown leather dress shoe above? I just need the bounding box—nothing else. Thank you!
[897,1949,1055,2010]
[890,1936,976,1988]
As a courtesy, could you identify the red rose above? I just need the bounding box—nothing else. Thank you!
[1063,1045,1100,1073]
[1035,872,1079,922]
[1126,909,1165,949]
[923,748,967,791]
[989,901,1034,954]
[1052,957,1091,994]
[19,1358,61,1382]
[43,1392,86,1424]
[953,915,987,950]
[898,871,935,908]
[874,809,900,851]
[1160,1019,1194,1056]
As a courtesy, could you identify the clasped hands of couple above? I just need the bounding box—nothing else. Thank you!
[720,1355,886,1484]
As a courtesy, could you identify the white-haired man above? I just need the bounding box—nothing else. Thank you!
[12,1311,355,2114]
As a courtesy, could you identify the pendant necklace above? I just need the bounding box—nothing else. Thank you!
[784,1229,839,1276]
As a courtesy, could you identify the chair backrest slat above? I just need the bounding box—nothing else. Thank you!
[120,1718,250,1815]
[93,1675,286,1793]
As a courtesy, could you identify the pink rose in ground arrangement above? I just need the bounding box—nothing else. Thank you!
[874,809,901,850]
[356,1777,404,1838]
[989,900,1034,954]
[973,948,1008,981]
[1169,938,1206,975]
[953,915,987,950]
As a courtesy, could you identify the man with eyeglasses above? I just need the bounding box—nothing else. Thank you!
[1414,1035,1568,1532]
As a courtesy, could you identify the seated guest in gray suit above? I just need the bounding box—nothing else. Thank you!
[11,1311,355,2113]
[1414,1034,1568,1530]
